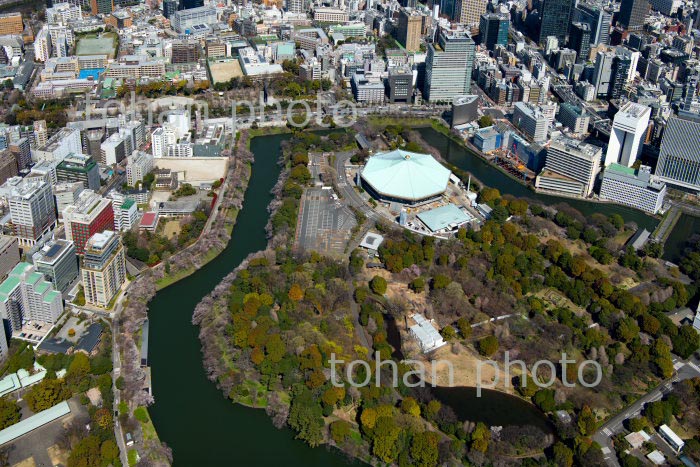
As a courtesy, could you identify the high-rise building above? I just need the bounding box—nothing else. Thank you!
[557,102,590,134]
[0,236,19,282]
[151,126,177,158]
[618,0,648,31]
[655,116,700,192]
[535,135,602,196]
[512,102,549,143]
[454,0,487,26]
[32,239,78,296]
[63,190,115,255]
[0,262,63,335]
[539,0,575,45]
[90,0,113,14]
[387,67,414,103]
[53,182,84,219]
[569,22,591,63]
[600,164,666,214]
[126,151,154,187]
[609,53,631,99]
[10,137,31,171]
[287,0,305,13]
[0,150,17,185]
[396,8,422,52]
[479,13,509,51]
[451,95,479,127]
[56,153,100,190]
[592,50,614,97]
[33,127,81,162]
[605,102,651,167]
[424,28,475,103]
[34,26,51,63]
[81,231,126,308]
[179,0,203,9]
[171,40,199,64]
[163,0,178,18]
[2,177,56,246]
[33,121,48,149]
[575,3,611,46]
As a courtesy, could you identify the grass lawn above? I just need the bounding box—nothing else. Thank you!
[135,407,159,441]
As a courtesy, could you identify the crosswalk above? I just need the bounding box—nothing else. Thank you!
[688,361,700,373]
[603,428,613,436]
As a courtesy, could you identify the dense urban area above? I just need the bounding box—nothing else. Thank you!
[0,0,694,464]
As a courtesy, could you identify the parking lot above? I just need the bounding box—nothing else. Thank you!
[295,188,357,257]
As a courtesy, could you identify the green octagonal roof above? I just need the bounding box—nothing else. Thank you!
[361,150,451,202]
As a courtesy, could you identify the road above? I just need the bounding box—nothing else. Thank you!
[333,151,379,222]
[592,355,700,467]
[111,306,130,467]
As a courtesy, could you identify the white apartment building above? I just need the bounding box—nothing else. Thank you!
[34,26,51,63]
[151,126,177,158]
[0,262,63,334]
[46,3,82,24]
[126,151,154,186]
[605,102,651,167]
[600,164,666,214]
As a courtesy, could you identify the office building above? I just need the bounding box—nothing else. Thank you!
[63,190,115,255]
[0,150,17,185]
[351,72,385,104]
[605,102,650,166]
[609,53,631,99]
[569,22,591,63]
[32,239,78,295]
[2,177,56,246]
[451,95,479,127]
[479,13,509,51]
[287,0,305,13]
[163,0,178,18]
[539,0,575,45]
[454,0,488,26]
[56,153,100,190]
[34,26,51,63]
[655,116,700,192]
[536,136,601,196]
[126,151,154,187]
[387,67,413,103]
[600,164,665,214]
[171,7,217,33]
[53,182,83,219]
[0,262,63,333]
[0,236,19,281]
[424,28,475,103]
[81,231,126,308]
[312,7,348,22]
[574,3,611,46]
[0,13,23,36]
[9,138,31,171]
[557,102,590,134]
[397,8,422,52]
[512,102,549,143]
[100,132,130,165]
[33,121,48,149]
[171,40,199,64]
[591,50,614,97]
[90,0,113,15]
[618,0,648,31]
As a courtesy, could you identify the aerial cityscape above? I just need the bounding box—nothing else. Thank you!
[0,0,695,464]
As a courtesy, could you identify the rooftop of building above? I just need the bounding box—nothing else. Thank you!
[361,149,451,202]
[417,204,475,232]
